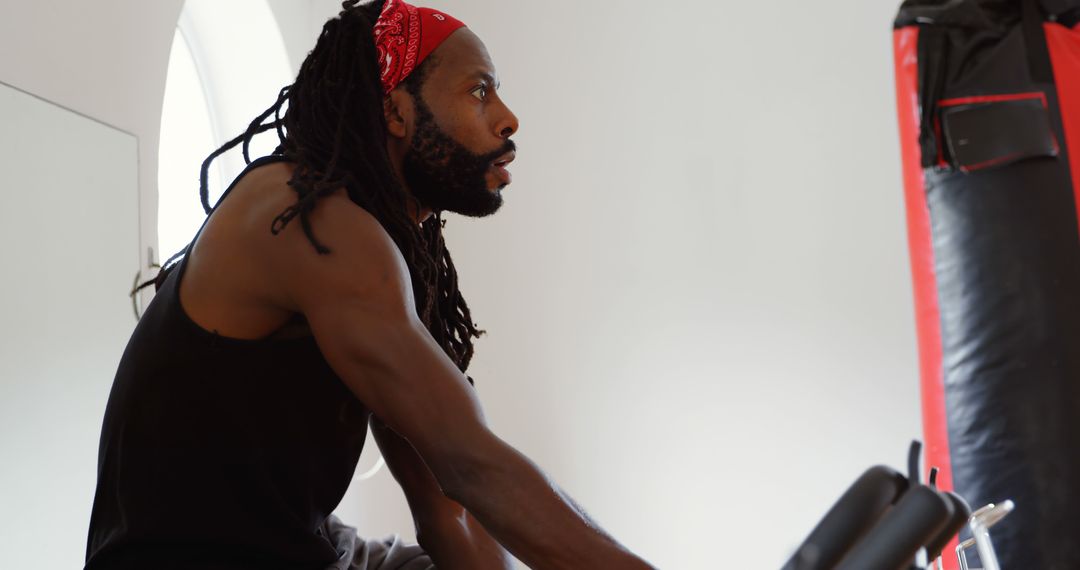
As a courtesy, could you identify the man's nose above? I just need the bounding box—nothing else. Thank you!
[497,107,519,139]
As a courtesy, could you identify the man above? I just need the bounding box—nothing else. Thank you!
[85,1,655,569]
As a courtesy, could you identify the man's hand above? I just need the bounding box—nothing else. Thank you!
[371,416,514,570]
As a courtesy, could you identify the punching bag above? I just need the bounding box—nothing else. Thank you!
[892,1,1080,568]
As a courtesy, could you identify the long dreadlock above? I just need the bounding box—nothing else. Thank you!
[138,0,485,375]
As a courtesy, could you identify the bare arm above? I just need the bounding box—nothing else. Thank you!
[267,192,653,570]
[371,416,513,569]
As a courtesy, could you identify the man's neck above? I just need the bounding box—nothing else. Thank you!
[387,142,433,226]
[405,198,434,226]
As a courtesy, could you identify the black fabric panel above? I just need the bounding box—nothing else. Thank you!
[1024,0,1055,83]
[895,0,1080,27]
[1041,0,1080,18]
[896,0,1017,30]
[914,8,1080,567]
[905,3,1018,166]
[900,0,1053,166]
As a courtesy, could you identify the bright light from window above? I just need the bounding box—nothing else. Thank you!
[157,29,222,262]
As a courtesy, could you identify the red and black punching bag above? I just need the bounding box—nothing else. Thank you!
[893,1,1080,568]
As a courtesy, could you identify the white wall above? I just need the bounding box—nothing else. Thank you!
[0,80,140,570]
[180,0,293,194]
[0,2,180,567]
[301,1,921,568]
[496,1,916,563]
[293,1,920,565]
[0,0,185,293]
[267,0,321,76]
[1,1,921,568]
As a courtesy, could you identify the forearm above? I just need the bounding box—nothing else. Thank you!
[381,432,512,570]
[415,507,514,570]
[444,437,654,570]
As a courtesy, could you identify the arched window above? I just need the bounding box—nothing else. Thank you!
[158,27,220,261]
[157,0,293,262]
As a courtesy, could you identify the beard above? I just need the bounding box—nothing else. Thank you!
[401,96,515,218]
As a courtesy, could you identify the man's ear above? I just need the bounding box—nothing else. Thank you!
[383,90,410,140]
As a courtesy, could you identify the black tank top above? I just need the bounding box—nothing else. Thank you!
[85,155,370,570]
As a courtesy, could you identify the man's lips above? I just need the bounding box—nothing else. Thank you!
[492,149,516,168]
[490,150,516,185]
[490,163,512,185]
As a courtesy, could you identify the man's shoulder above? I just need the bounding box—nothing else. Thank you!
[245,168,412,314]
[232,162,389,257]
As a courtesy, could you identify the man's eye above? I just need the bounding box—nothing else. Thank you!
[471,85,488,100]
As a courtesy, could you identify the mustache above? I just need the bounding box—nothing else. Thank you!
[478,139,516,164]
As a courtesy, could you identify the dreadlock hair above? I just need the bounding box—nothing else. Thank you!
[137,0,485,376]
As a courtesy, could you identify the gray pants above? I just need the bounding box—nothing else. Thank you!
[322,515,435,570]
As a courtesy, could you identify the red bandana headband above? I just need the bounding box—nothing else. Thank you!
[374,0,466,95]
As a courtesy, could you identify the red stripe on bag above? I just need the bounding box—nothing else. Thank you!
[938,92,1047,107]
[893,26,959,570]
[1045,22,1080,241]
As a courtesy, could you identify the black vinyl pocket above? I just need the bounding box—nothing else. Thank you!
[940,95,1059,172]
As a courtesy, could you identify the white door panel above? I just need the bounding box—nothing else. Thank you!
[0,80,140,570]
